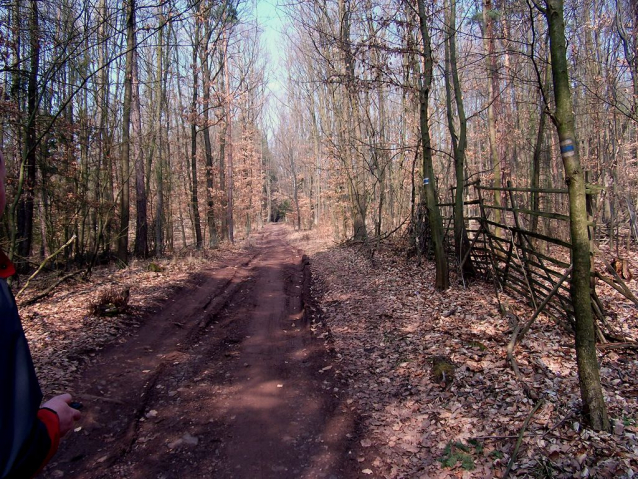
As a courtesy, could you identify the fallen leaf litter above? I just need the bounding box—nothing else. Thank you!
[297,233,638,478]
[18,228,638,478]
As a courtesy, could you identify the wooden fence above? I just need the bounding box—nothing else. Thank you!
[438,180,596,327]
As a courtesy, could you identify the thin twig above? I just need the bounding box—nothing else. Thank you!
[503,399,545,479]
[79,393,125,405]
[596,264,638,306]
[472,407,575,442]
[542,409,576,437]
[506,318,538,400]
[20,270,85,306]
[597,342,638,351]
[16,235,76,298]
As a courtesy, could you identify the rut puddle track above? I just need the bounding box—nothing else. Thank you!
[44,225,358,479]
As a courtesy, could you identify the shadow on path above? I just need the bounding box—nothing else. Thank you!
[44,225,360,479]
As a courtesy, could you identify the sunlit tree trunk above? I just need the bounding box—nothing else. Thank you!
[190,18,203,249]
[310,107,321,226]
[338,0,367,241]
[201,20,218,249]
[117,0,136,264]
[218,29,234,243]
[264,139,272,223]
[15,0,40,267]
[224,37,234,244]
[155,29,165,256]
[7,1,21,260]
[417,0,449,290]
[444,0,474,277]
[375,79,388,238]
[98,0,114,257]
[133,31,147,257]
[219,117,228,239]
[545,0,609,431]
[530,63,550,234]
[482,0,503,235]
[152,8,169,256]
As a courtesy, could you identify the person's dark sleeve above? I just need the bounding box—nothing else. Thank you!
[3,410,60,479]
[1,259,60,479]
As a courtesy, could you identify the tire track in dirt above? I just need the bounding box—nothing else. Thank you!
[44,225,359,479]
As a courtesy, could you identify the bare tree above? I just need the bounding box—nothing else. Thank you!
[416,0,449,290]
[444,0,474,277]
[543,0,609,431]
[117,0,136,264]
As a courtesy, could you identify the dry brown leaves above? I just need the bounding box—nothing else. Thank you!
[16,226,638,478]
[594,244,638,343]
[305,240,638,478]
[17,245,247,397]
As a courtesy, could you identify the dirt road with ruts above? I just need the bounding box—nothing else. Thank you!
[43,225,359,479]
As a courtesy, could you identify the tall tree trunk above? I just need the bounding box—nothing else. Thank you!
[97,0,113,257]
[337,0,367,241]
[15,0,40,267]
[133,37,147,257]
[375,82,387,238]
[224,34,234,243]
[117,0,136,264]
[7,1,22,260]
[417,0,449,290]
[530,63,550,234]
[310,107,321,226]
[164,65,174,252]
[219,119,228,239]
[445,0,474,277]
[545,0,609,431]
[264,141,272,223]
[78,84,90,259]
[155,10,167,256]
[201,21,218,249]
[190,20,203,249]
[293,172,301,230]
[483,0,503,235]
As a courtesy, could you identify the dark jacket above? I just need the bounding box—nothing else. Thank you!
[1,251,59,478]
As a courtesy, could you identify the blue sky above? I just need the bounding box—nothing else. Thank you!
[254,0,286,90]
[252,0,288,131]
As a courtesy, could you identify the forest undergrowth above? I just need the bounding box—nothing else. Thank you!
[290,227,638,478]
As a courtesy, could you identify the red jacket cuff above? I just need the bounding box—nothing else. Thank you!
[36,408,61,468]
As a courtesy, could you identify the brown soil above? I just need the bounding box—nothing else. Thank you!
[43,225,359,479]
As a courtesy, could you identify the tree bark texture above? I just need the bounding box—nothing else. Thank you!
[190,19,203,249]
[201,21,218,249]
[16,0,40,266]
[224,32,234,244]
[117,0,135,264]
[417,0,449,290]
[445,0,474,277]
[133,39,148,257]
[482,0,503,235]
[545,0,609,431]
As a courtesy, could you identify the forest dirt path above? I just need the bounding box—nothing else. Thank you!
[44,225,358,479]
